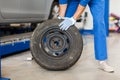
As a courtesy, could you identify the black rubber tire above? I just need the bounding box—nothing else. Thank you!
[30,19,83,70]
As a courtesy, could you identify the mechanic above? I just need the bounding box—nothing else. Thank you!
[58,0,114,73]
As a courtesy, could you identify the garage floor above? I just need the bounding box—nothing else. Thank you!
[1,33,120,80]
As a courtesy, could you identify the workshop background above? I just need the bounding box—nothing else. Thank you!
[1,0,120,80]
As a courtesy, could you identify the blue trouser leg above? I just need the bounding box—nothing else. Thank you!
[88,1,108,60]
[65,1,108,60]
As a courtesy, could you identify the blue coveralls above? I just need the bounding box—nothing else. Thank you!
[59,0,108,60]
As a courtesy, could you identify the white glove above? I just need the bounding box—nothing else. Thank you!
[59,17,76,30]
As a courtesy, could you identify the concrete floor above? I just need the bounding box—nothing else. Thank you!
[1,33,120,80]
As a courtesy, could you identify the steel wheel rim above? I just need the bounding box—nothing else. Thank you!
[41,27,71,57]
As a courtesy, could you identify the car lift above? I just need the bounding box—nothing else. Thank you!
[0,32,31,56]
[0,33,31,80]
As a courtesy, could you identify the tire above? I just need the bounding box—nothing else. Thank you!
[30,19,83,70]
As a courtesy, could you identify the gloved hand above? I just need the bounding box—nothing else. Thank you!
[59,17,76,30]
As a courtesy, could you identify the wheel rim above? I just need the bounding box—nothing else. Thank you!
[41,27,71,57]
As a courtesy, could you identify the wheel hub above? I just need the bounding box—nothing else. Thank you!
[41,28,70,57]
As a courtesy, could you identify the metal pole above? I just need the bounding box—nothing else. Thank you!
[0,54,1,78]
[0,51,10,80]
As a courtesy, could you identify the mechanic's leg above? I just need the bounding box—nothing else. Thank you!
[89,1,114,72]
